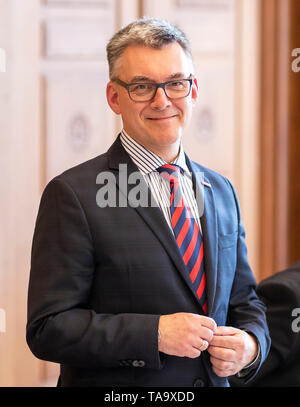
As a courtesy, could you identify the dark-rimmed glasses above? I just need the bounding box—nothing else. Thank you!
[113,75,193,102]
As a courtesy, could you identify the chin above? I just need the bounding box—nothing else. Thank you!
[159,126,181,140]
[155,132,181,146]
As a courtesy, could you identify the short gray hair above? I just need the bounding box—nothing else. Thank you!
[106,17,193,80]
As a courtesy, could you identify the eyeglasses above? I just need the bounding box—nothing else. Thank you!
[113,75,193,102]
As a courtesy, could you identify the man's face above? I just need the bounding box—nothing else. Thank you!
[106,42,198,158]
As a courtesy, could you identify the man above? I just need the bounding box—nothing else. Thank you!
[26,18,270,387]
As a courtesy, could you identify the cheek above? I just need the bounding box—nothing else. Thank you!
[183,99,194,119]
[120,101,142,121]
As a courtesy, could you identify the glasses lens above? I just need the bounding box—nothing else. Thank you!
[128,83,156,101]
[127,79,192,101]
[165,80,191,99]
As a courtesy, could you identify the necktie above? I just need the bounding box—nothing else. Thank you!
[157,164,207,314]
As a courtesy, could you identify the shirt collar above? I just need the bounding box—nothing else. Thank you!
[120,130,189,175]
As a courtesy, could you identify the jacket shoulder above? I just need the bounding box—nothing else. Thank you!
[44,151,109,194]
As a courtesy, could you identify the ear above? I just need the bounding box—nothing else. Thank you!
[191,76,199,106]
[106,81,121,115]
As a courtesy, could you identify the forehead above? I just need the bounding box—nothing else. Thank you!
[118,42,192,81]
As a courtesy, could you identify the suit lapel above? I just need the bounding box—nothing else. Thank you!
[107,136,207,305]
[186,156,218,316]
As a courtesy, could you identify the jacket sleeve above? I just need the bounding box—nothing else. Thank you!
[26,177,162,369]
[224,179,271,383]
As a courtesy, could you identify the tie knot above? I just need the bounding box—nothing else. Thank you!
[156,164,182,183]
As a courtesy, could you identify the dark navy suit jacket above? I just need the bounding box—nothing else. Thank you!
[26,135,270,386]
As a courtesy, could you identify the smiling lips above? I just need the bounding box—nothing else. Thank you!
[147,115,177,121]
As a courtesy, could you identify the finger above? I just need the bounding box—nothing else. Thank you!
[213,326,239,336]
[199,340,209,351]
[212,365,234,378]
[188,347,201,359]
[210,355,234,370]
[193,337,209,352]
[210,356,238,378]
[199,316,217,332]
[207,345,235,362]
[212,366,226,377]
[198,326,214,342]
[210,334,238,349]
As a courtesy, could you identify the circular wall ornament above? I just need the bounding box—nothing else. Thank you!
[195,107,214,143]
[68,113,90,152]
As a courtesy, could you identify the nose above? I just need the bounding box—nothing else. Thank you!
[150,87,172,110]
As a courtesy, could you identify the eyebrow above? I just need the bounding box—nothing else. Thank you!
[129,72,187,83]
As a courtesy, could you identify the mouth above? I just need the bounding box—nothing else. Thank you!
[147,115,177,121]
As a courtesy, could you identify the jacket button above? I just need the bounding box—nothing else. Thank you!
[193,378,205,387]
[132,360,145,367]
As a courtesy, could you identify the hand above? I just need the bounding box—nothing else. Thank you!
[158,313,216,358]
[207,326,258,377]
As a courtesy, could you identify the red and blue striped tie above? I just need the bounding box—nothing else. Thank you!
[157,164,207,314]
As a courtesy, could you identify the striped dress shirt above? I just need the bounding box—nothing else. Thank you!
[120,130,202,233]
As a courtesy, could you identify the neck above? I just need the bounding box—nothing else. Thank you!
[125,135,181,163]
[158,148,180,163]
[144,143,180,163]
[121,129,182,162]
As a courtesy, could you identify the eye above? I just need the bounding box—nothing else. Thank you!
[130,83,154,92]
[168,81,185,88]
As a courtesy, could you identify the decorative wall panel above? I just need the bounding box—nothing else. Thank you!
[173,0,235,54]
[44,69,114,180]
[44,18,112,58]
[41,0,117,181]
[45,0,110,6]
[184,59,235,180]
